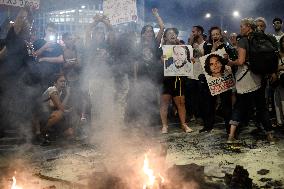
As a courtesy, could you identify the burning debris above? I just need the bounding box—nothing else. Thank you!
[10,176,23,189]
[1,122,283,189]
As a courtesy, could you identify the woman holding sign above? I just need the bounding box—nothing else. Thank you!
[198,27,235,133]
[160,28,193,134]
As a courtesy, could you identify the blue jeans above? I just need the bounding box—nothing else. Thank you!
[229,86,273,133]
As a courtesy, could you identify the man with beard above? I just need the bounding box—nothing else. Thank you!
[184,25,207,123]
[165,45,193,77]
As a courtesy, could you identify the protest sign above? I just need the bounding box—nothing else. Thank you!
[103,0,138,25]
[199,48,235,96]
[0,0,40,9]
[163,45,194,77]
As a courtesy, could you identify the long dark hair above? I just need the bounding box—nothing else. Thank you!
[141,25,157,49]
[141,25,155,38]
[162,28,179,45]
[204,54,226,76]
[208,26,224,44]
[52,73,66,84]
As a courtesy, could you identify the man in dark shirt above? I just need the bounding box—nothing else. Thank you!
[33,22,64,91]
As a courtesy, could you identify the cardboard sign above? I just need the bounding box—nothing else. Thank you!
[103,0,138,25]
[163,45,194,77]
[199,48,235,96]
[0,0,40,9]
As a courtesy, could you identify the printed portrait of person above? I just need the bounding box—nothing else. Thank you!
[165,45,193,76]
[204,54,227,77]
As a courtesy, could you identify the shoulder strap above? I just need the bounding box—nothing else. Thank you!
[236,65,249,82]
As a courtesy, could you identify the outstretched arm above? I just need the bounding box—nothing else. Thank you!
[152,8,165,45]
[85,14,115,47]
[85,14,100,48]
[38,55,64,64]
[101,15,115,46]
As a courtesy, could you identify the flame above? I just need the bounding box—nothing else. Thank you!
[142,154,156,189]
[11,176,23,189]
[158,173,165,184]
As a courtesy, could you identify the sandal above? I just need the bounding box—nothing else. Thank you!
[161,125,168,134]
[181,123,193,133]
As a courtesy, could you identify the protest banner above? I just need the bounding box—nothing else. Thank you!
[163,45,194,77]
[103,0,138,25]
[0,0,40,9]
[199,48,235,96]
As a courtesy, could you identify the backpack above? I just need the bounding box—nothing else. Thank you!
[247,31,279,75]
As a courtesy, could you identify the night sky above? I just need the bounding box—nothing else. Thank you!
[144,0,284,34]
[0,0,283,35]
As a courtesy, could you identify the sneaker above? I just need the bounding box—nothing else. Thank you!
[181,124,193,133]
[161,126,168,134]
[81,113,87,122]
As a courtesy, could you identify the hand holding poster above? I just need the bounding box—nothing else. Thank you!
[199,48,235,96]
[0,0,40,9]
[163,45,194,77]
[103,0,138,25]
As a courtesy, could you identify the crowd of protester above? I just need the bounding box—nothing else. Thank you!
[0,6,283,145]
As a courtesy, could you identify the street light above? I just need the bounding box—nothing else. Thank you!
[232,11,240,18]
[205,13,211,18]
[205,10,240,30]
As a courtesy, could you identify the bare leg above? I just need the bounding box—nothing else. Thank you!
[229,125,237,137]
[227,124,237,142]
[160,94,171,133]
[43,110,63,133]
[173,96,193,133]
[173,96,186,124]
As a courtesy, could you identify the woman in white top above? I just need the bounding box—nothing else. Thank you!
[227,18,274,143]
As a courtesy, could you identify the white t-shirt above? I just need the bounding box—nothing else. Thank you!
[234,37,262,94]
[191,41,206,80]
[235,64,261,94]
[42,86,61,112]
[273,33,284,43]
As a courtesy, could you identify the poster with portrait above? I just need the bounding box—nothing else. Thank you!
[199,48,235,96]
[163,45,194,77]
[103,0,138,25]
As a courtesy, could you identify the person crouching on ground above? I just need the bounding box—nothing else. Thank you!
[40,73,73,145]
